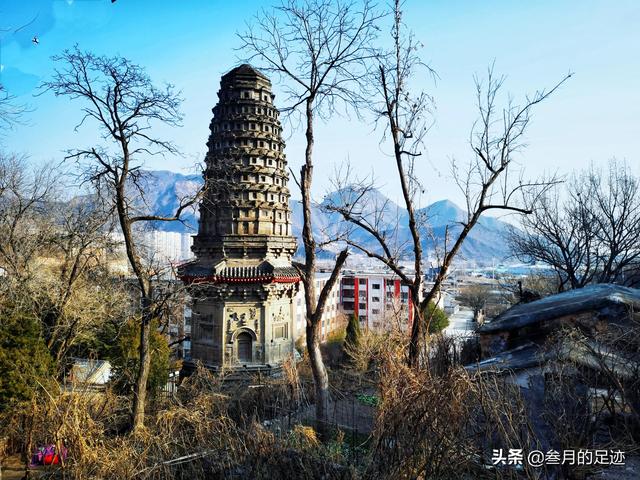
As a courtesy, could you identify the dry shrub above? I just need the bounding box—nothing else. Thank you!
[426,333,462,376]
[368,361,482,479]
[179,362,307,424]
[2,368,300,479]
[472,373,544,479]
[282,354,304,407]
[289,424,320,449]
[176,363,228,405]
[4,387,131,479]
[344,329,404,374]
[366,340,542,480]
[540,324,640,476]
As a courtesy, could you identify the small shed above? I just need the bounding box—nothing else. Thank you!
[68,358,112,387]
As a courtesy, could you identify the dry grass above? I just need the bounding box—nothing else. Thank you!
[2,364,359,479]
[4,324,638,479]
[362,334,546,480]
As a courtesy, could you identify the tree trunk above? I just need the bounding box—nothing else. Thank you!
[132,301,152,433]
[300,96,332,436]
[115,182,154,433]
[307,323,329,437]
[407,280,425,368]
[408,287,424,368]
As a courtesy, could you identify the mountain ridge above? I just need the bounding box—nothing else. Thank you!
[137,170,514,263]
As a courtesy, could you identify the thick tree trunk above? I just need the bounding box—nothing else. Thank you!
[306,323,329,436]
[300,97,333,435]
[408,309,422,368]
[407,285,424,367]
[116,183,153,433]
[132,302,152,432]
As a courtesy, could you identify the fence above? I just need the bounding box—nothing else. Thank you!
[156,370,377,464]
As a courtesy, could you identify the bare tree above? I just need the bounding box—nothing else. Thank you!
[496,272,559,306]
[327,1,569,366]
[509,159,640,290]
[0,85,27,133]
[43,198,119,365]
[42,47,202,431]
[0,153,58,287]
[458,283,492,323]
[0,155,130,373]
[239,0,381,431]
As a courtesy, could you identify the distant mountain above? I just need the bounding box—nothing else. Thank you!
[139,170,514,263]
[134,170,202,233]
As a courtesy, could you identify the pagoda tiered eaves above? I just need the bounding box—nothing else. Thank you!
[180,64,299,371]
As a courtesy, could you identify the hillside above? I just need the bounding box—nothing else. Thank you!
[139,170,514,263]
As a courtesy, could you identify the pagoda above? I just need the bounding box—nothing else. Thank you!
[180,64,299,372]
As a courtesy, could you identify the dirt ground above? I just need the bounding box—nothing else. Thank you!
[1,455,43,480]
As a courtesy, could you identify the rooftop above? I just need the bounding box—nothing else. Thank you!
[222,63,269,80]
[478,284,640,334]
[466,337,639,379]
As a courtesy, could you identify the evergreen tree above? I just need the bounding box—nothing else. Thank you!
[0,312,54,411]
[344,314,361,351]
[110,318,169,397]
[424,302,449,334]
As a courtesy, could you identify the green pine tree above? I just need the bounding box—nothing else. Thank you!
[110,317,169,397]
[344,314,361,351]
[424,302,449,333]
[0,312,54,412]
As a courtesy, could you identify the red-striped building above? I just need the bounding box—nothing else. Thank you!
[340,272,414,331]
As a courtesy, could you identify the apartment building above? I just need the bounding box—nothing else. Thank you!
[294,272,344,342]
[340,272,414,331]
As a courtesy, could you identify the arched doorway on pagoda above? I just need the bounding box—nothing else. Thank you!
[236,331,253,363]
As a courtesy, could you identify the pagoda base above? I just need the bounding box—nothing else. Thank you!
[180,360,283,382]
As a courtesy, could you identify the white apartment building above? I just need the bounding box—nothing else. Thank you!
[294,272,344,342]
[340,272,414,332]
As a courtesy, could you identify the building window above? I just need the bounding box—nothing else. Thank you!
[372,283,381,290]
[372,296,380,302]
[274,324,288,339]
[372,309,380,314]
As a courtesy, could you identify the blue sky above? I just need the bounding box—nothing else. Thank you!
[1,0,639,208]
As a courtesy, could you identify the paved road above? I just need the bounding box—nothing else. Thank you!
[444,307,476,340]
